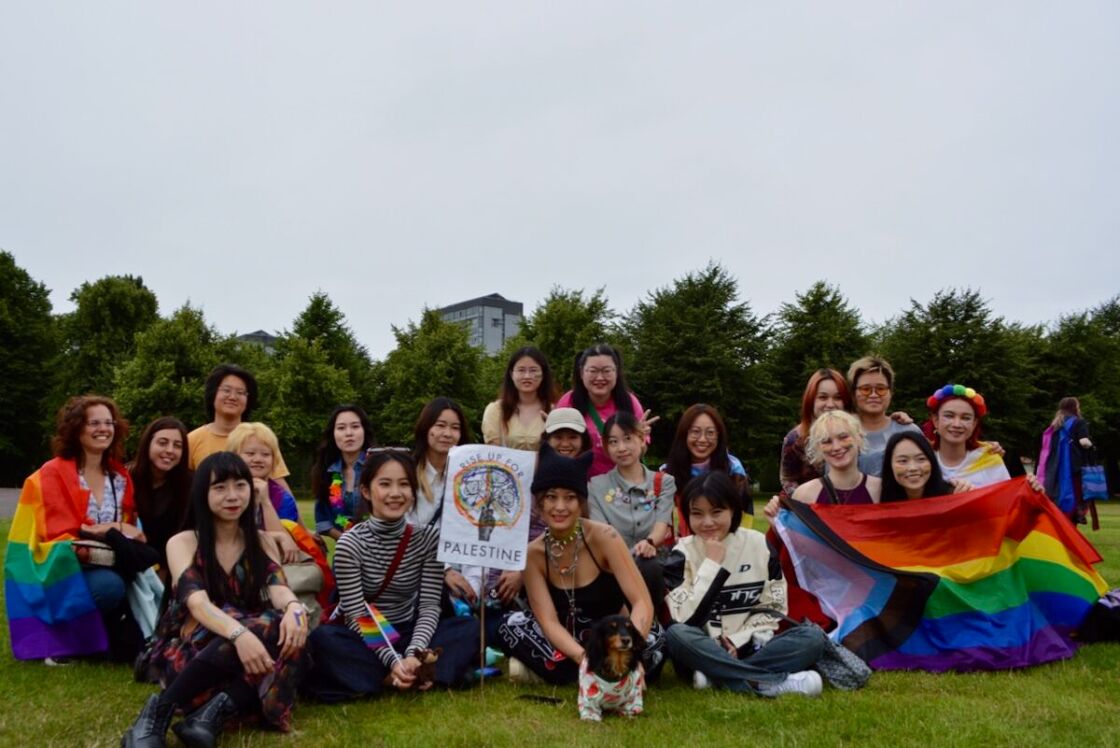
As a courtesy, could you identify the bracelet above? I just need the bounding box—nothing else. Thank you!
[228,625,247,643]
[284,599,302,612]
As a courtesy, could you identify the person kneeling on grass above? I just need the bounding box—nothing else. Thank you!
[125,452,309,747]
[301,449,480,701]
[664,471,826,697]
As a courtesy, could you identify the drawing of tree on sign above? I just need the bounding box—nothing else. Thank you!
[453,460,524,541]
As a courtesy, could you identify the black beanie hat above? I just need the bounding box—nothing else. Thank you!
[531,444,593,497]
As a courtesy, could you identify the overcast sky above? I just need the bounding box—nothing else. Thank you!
[2,2,1117,357]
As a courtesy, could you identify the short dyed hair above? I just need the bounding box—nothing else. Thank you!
[805,410,865,468]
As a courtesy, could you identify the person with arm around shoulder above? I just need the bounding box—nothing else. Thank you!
[764,410,881,519]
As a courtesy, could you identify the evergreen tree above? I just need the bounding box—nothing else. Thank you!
[0,251,58,482]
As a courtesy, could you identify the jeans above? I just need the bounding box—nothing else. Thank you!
[82,568,127,612]
[665,622,825,694]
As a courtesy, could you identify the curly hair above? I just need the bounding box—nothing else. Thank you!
[52,395,129,468]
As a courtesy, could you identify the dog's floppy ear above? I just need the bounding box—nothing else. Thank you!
[584,624,604,671]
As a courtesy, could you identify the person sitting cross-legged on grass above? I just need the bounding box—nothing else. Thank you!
[664,471,826,696]
[124,452,309,747]
[301,449,480,702]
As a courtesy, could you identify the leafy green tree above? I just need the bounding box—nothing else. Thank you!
[376,309,486,444]
[622,263,777,467]
[875,289,1041,453]
[515,287,617,390]
[53,275,159,405]
[0,251,58,482]
[113,305,227,451]
[289,292,373,395]
[257,337,357,485]
[770,281,869,393]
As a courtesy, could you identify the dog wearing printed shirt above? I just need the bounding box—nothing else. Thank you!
[578,615,645,722]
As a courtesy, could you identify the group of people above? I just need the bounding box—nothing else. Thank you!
[3,344,1098,745]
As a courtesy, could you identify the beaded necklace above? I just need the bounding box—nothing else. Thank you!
[545,520,583,636]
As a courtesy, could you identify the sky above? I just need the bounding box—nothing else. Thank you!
[2,2,1117,357]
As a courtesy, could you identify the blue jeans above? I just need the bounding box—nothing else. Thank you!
[666,623,825,694]
[82,568,127,612]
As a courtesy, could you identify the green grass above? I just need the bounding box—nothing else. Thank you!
[3,502,1120,747]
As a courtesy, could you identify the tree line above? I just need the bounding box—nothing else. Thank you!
[2,251,1117,491]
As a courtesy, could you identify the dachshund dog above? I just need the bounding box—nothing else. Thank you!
[578,615,646,721]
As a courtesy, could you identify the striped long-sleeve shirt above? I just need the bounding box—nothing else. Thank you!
[333,515,442,667]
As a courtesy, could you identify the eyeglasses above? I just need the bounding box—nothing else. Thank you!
[513,367,542,378]
[366,446,411,455]
[583,367,617,378]
[218,386,249,398]
[86,419,116,429]
[688,428,718,440]
[855,384,890,397]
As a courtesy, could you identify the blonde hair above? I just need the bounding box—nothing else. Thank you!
[227,422,281,457]
[805,410,864,467]
[847,355,895,390]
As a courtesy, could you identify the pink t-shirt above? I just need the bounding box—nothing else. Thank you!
[555,390,645,477]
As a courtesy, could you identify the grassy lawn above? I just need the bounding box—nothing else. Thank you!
[2,501,1119,747]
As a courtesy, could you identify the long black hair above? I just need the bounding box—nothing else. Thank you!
[879,431,954,502]
[497,346,557,423]
[569,343,638,421]
[190,452,272,606]
[411,397,473,504]
[311,404,375,510]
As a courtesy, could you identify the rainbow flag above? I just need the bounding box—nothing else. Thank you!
[4,470,108,660]
[773,477,1108,672]
[279,519,336,613]
[355,602,400,652]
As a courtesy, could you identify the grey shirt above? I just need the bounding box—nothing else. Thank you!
[858,420,924,477]
[588,466,676,548]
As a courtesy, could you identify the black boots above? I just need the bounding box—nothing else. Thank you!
[120,694,175,748]
[171,692,237,748]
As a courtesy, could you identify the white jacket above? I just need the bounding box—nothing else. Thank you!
[664,528,787,651]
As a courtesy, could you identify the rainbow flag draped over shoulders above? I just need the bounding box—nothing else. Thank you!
[4,468,108,660]
[774,477,1107,672]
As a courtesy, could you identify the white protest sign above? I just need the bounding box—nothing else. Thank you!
[436,445,535,572]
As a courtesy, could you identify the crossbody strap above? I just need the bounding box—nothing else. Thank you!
[372,524,413,602]
[820,474,840,505]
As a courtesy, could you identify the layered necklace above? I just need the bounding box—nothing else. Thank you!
[544,520,583,636]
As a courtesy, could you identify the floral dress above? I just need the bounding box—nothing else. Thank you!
[139,550,302,731]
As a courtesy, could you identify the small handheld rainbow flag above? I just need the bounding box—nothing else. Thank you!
[355,602,401,656]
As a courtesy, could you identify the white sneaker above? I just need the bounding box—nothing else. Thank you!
[508,657,544,685]
[693,671,711,690]
[757,670,822,697]
[43,656,72,667]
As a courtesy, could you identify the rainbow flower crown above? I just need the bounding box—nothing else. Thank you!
[927,384,988,417]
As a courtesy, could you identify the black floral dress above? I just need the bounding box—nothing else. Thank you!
[139,550,303,731]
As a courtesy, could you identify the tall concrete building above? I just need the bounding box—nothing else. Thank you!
[438,293,523,354]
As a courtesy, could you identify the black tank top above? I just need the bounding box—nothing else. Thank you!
[546,535,625,621]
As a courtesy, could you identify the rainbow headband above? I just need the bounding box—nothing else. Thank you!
[927,384,987,417]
